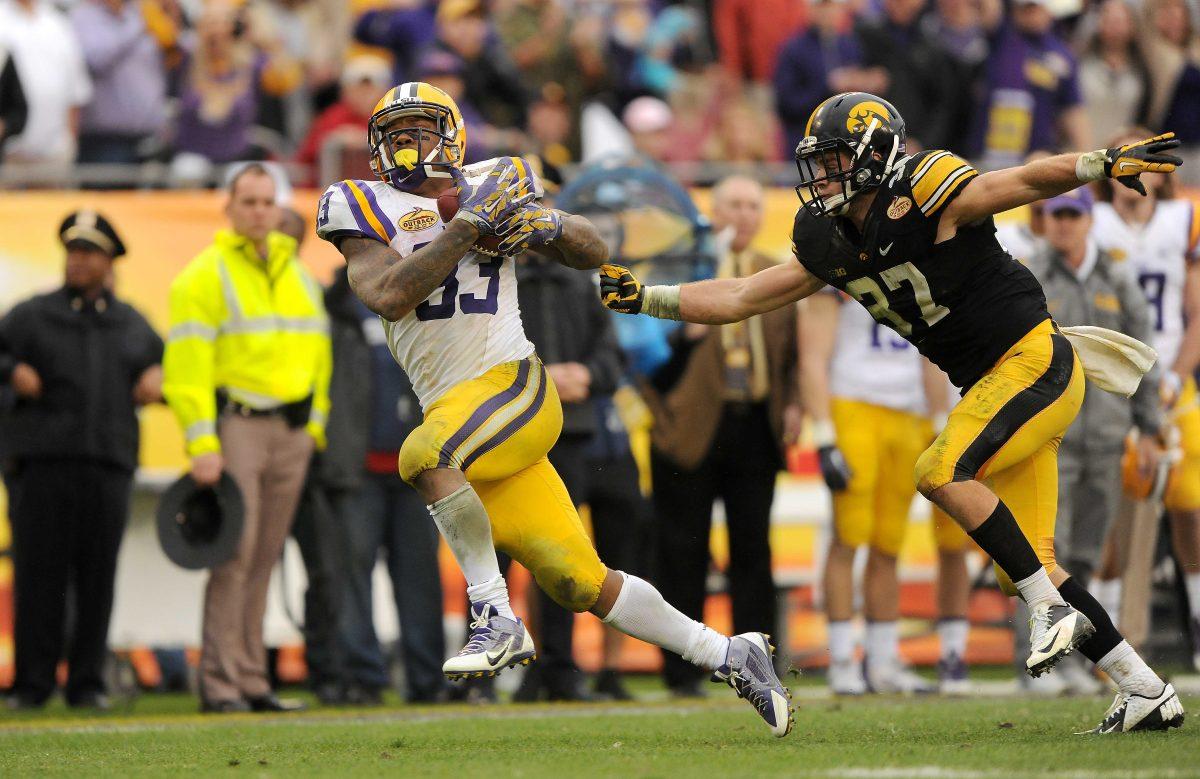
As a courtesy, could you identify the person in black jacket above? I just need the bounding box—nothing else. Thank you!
[0,211,163,710]
[0,42,28,159]
[511,233,630,700]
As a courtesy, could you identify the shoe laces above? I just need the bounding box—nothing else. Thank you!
[1029,605,1052,636]
[461,611,496,654]
[726,668,770,711]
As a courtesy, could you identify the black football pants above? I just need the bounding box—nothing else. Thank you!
[9,458,131,704]
[651,403,779,690]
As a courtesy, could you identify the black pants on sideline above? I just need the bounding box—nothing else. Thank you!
[290,478,350,693]
[652,403,779,690]
[10,458,132,704]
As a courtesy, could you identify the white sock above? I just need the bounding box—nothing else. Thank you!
[1014,568,1067,608]
[1097,640,1163,695]
[465,575,515,620]
[1185,573,1200,620]
[827,620,855,664]
[1090,578,1122,628]
[428,484,514,619]
[865,621,898,670]
[601,572,731,671]
[938,618,969,661]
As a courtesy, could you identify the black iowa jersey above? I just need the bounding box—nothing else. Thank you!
[792,150,1049,389]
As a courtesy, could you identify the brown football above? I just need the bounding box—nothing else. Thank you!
[436,189,501,255]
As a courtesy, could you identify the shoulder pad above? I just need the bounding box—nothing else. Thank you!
[905,150,978,219]
[316,180,396,245]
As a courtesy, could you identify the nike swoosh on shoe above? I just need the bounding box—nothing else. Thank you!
[486,638,513,667]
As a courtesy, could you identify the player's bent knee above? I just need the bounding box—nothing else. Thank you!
[399,426,440,484]
[535,565,602,612]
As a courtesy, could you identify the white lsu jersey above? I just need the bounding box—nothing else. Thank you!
[316,159,535,409]
[829,292,927,415]
[1092,200,1200,370]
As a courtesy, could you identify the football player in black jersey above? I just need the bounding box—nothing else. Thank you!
[600,92,1186,734]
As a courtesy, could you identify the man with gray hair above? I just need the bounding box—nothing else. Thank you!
[1023,186,1161,693]
[642,175,801,696]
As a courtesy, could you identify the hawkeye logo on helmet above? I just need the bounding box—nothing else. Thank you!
[846,101,891,134]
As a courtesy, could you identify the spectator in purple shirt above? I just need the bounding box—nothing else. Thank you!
[70,0,172,166]
[971,0,1092,170]
[353,0,438,86]
[773,0,885,157]
[169,0,301,186]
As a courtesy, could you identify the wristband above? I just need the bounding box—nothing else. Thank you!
[811,418,836,448]
[642,285,682,320]
[1076,150,1108,182]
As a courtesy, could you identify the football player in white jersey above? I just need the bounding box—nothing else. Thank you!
[1091,129,1200,670]
[803,292,971,695]
[316,82,793,736]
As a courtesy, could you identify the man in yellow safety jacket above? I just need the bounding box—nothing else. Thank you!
[163,163,331,713]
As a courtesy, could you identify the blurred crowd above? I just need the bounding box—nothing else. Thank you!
[3,0,1200,188]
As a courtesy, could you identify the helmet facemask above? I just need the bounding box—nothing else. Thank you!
[369,104,462,192]
[795,118,903,218]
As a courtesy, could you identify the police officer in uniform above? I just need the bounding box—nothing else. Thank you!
[0,211,163,709]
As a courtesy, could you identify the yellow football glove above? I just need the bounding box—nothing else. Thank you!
[1104,132,1183,195]
[599,263,644,314]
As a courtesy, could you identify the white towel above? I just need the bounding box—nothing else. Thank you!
[1060,325,1158,397]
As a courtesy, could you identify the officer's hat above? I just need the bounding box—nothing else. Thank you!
[59,210,127,258]
[156,472,245,570]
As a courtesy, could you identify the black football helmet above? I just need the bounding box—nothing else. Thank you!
[794,92,906,217]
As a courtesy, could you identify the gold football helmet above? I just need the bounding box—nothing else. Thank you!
[368,82,467,191]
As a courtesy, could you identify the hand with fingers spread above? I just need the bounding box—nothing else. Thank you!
[1103,132,1183,195]
[599,263,644,314]
[496,204,563,255]
[451,157,539,234]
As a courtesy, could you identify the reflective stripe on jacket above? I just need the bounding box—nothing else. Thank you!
[163,229,331,456]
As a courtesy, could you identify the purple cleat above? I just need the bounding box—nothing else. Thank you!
[711,632,794,737]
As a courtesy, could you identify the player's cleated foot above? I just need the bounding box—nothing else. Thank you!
[1080,683,1185,734]
[711,633,794,738]
[828,658,867,696]
[937,653,970,696]
[1027,602,1095,678]
[442,602,536,681]
[865,658,936,695]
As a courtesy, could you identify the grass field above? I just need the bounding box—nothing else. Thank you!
[2,676,1198,778]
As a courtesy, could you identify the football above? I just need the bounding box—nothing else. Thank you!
[436,189,502,255]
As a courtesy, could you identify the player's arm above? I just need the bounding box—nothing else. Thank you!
[941,134,1182,234]
[336,221,479,321]
[528,212,610,270]
[601,259,824,324]
[921,358,950,429]
[799,292,852,491]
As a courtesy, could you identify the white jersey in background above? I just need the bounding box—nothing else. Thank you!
[1092,200,1200,370]
[829,292,926,415]
[316,159,535,409]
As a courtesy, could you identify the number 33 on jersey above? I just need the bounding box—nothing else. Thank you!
[792,149,1051,389]
[315,162,536,409]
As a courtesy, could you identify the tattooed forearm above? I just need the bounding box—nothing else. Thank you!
[339,219,479,320]
[544,214,610,270]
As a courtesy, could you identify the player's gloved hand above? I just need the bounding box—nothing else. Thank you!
[496,204,563,255]
[600,263,644,314]
[1103,133,1183,196]
[811,419,852,492]
[452,156,538,234]
[817,445,852,492]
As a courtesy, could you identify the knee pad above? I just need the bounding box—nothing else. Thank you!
[399,425,441,484]
[533,564,602,613]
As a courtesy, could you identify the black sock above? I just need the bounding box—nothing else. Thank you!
[1058,576,1123,663]
[967,499,1042,584]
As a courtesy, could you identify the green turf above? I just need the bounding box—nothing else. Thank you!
[1,683,1198,778]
